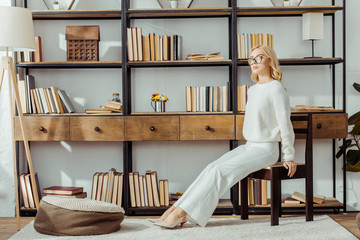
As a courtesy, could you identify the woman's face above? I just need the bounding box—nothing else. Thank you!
[249,48,270,75]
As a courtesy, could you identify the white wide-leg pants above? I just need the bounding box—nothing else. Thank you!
[173,141,280,227]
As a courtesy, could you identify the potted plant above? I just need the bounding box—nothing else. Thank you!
[53,0,60,10]
[169,0,179,9]
[336,82,360,172]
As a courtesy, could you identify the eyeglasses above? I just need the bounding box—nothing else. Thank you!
[248,55,265,65]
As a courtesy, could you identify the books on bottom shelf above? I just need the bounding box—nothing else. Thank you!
[91,168,124,206]
[294,105,335,111]
[238,179,268,206]
[19,173,41,209]
[129,170,169,208]
[43,186,87,198]
[185,84,230,112]
[291,191,325,204]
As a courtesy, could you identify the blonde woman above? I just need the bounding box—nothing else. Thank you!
[153,45,296,228]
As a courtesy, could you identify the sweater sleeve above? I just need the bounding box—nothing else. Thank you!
[272,88,295,161]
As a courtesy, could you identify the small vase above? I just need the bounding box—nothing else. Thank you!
[151,101,166,112]
[53,4,60,10]
[169,1,178,9]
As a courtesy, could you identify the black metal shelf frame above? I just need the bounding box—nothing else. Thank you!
[17,0,346,217]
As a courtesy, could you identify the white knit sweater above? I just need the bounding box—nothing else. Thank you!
[242,80,295,161]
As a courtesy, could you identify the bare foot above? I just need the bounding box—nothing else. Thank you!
[163,207,187,224]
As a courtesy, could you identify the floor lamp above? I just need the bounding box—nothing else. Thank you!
[0,6,39,230]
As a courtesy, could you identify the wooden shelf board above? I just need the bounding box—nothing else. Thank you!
[245,197,343,208]
[32,10,122,19]
[128,7,232,18]
[22,113,123,116]
[131,111,233,116]
[237,6,342,16]
[238,58,343,66]
[291,109,344,113]
[128,60,232,67]
[17,61,122,68]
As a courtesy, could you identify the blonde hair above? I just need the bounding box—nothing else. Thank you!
[250,45,282,83]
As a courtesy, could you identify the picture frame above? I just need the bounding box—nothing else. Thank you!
[43,0,76,10]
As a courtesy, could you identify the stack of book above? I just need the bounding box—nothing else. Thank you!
[238,179,268,206]
[16,36,42,63]
[19,173,41,209]
[129,170,169,208]
[169,191,184,205]
[17,68,76,114]
[186,52,224,61]
[127,27,182,61]
[43,186,86,198]
[185,84,230,112]
[91,169,124,206]
[294,105,335,111]
[237,33,274,59]
[289,191,325,204]
[237,85,251,112]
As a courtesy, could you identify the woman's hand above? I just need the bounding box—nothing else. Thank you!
[283,161,297,178]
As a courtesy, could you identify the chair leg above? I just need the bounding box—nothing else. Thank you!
[271,168,280,226]
[240,178,248,220]
[306,177,313,221]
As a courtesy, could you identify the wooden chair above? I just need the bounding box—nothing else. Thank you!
[240,114,313,226]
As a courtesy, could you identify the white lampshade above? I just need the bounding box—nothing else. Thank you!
[0,6,36,52]
[302,12,324,41]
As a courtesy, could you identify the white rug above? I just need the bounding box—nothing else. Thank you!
[9,215,357,240]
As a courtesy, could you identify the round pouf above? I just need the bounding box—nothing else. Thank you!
[34,196,125,236]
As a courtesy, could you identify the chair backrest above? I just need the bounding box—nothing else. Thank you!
[290,114,313,166]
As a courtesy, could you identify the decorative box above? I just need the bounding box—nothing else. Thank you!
[66,26,100,61]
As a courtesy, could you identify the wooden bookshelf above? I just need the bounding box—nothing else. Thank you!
[128,7,232,18]
[17,61,122,68]
[32,10,122,20]
[131,111,233,115]
[238,58,343,66]
[245,197,343,208]
[237,6,342,17]
[128,60,232,68]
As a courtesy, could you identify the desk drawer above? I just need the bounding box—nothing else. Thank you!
[312,113,348,139]
[235,115,245,140]
[14,116,69,141]
[180,115,235,140]
[125,116,179,141]
[70,117,124,141]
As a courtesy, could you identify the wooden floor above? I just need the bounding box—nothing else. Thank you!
[1,213,359,240]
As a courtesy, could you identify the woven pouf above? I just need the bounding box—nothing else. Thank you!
[34,196,124,236]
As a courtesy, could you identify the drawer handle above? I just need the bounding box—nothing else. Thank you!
[39,126,45,132]
[94,126,100,132]
[317,124,322,129]
[205,126,211,131]
[150,126,156,131]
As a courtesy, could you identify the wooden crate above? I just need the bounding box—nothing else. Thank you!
[66,26,100,61]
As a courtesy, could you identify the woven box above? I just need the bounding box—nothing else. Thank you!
[66,26,100,61]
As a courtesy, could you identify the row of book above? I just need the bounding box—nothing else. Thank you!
[237,85,250,112]
[19,173,41,209]
[237,33,274,59]
[185,85,230,112]
[129,170,169,208]
[16,36,42,63]
[17,70,76,114]
[43,186,87,198]
[91,169,124,206]
[127,27,183,61]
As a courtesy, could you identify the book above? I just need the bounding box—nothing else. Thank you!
[45,192,87,198]
[117,173,124,206]
[112,173,119,204]
[101,172,109,201]
[105,101,122,110]
[186,52,224,61]
[134,172,141,207]
[284,197,301,204]
[139,175,145,207]
[151,171,160,207]
[34,36,42,62]
[100,105,123,113]
[129,172,136,207]
[164,179,169,206]
[145,170,154,207]
[96,173,104,201]
[91,172,100,200]
[294,105,335,111]
[57,89,76,113]
[105,168,116,203]
[85,109,112,114]
[127,28,133,61]
[159,180,165,206]
[291,191,325,204]
[43,186,83,195]
[19,174,30,208]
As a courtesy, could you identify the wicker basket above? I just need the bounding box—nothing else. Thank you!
[66,26,100,61]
